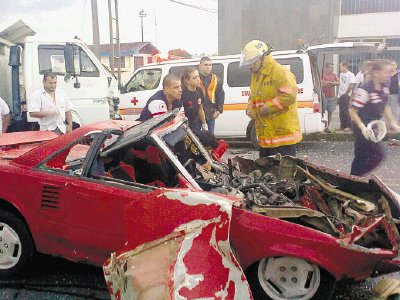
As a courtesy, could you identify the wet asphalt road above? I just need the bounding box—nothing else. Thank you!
[2,140,400,299]
[230,140,400,193]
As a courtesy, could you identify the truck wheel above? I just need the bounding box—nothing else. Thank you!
[250,121,260,150]
[0,210,34,278]
[246,257,335,300]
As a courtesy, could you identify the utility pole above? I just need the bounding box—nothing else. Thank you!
[114,0,121,85]
[108,0,114,76]
[91,0,100,59]
[139,10,146,42]
[108,0,121,85]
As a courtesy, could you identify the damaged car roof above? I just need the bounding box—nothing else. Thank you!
[101,110,181,156]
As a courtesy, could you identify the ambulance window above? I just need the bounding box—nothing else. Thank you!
[124,69,162,93]
[169,65,197,78]
[227,62,251,87]
[276,58,304,84]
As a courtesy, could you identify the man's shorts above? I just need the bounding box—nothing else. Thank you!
[323,96,337,113]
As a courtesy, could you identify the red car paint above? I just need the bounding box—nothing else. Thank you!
[1,114,400,294]
[230,207,397,281]
[104,196,252,299]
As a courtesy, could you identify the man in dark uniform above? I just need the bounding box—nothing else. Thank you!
[138,74,182,122]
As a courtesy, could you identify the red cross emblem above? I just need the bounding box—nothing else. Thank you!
[131,97,139,106]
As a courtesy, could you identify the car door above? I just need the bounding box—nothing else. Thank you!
[307,41,386,98]
[29,130,149,265]
[61,174,151,265]
[305,42,386,132]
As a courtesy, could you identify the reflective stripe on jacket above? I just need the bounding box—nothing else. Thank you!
[199,74,218,103]
[248,55,302,148]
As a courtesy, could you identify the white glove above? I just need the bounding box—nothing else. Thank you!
[391,122,400,133]
[202,123,209,131]
[359,123,373,141]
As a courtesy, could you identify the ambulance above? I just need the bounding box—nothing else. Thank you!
[118,42,385,146]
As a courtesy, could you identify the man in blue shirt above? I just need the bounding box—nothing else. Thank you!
[138,75,183,121]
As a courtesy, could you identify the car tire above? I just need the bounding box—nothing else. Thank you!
[245,257,336,300]
[249,121,261,150]
[0,210,34,278]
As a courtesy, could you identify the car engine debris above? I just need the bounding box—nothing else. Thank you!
[194,155,400,252]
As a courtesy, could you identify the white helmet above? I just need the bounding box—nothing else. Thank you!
[366,120,387,143]
[240,40,271,67]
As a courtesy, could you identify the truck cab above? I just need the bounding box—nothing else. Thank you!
[0,21,119,132]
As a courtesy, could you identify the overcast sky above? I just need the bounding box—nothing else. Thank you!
[0,0,218,54]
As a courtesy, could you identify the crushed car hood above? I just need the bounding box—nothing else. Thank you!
[230,155,400,261]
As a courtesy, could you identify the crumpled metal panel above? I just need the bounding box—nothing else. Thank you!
[231,155,400,270]
[104,202,252,299]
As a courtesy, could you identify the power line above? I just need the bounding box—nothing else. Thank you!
[169,0,217,13]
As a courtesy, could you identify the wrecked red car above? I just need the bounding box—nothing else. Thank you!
[1,110,400,300]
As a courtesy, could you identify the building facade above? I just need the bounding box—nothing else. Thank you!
[218,0,400,72]
[89,42,160,81]
[337,0,400,72]
[218,0,338,55]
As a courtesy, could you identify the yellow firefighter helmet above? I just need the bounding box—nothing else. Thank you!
[240,40,271,67]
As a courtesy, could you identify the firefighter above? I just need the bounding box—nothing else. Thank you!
[240,40,302,157]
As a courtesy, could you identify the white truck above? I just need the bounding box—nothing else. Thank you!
[0,21,119,131]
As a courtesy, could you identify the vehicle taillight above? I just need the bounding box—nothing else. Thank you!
[313,93,319,113]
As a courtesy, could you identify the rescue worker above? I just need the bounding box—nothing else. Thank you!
[240,40,302,157]
[198,57,225,133]
[137,74,182,122]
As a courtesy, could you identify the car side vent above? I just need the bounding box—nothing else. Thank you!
[41,185,61,209]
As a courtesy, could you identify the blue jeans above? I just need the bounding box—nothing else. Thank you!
[207,118,215,133]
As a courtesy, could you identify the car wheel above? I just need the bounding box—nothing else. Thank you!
[250,121,261,150]
[246,257,336,300]
[0,210,34,278]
